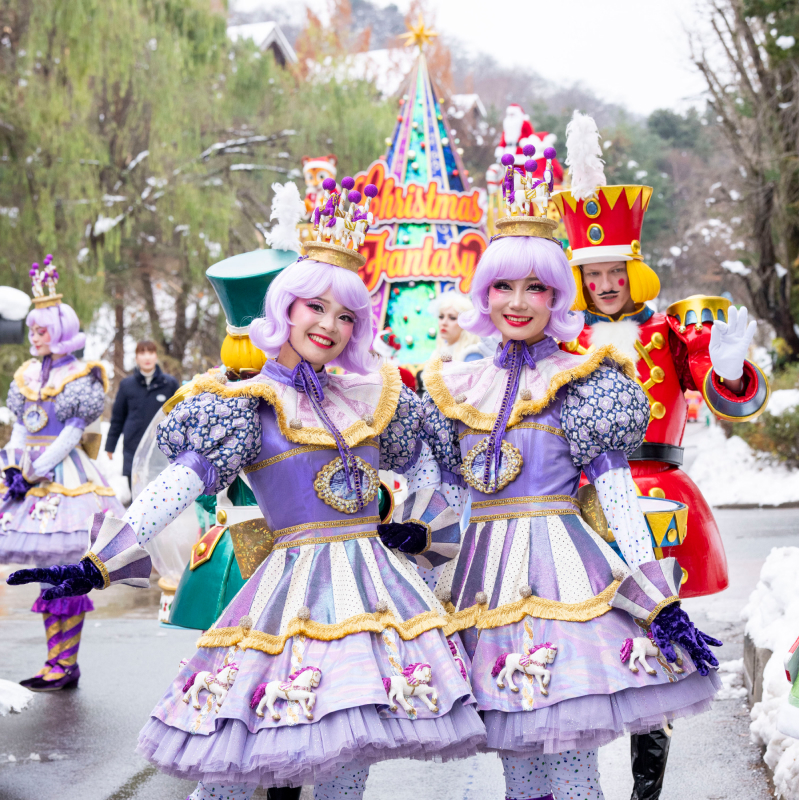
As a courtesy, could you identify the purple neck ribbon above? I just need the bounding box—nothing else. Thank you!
[39,353,75,396]
[262,353,363,509]
[483,337,557,490]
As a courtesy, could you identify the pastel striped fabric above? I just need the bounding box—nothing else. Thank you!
[610,557,683,620]
[88,513,152,588]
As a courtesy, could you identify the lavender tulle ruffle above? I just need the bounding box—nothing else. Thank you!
[0,529,91,566]
[31,590,94,615]
[137,699,486,788]
[484,669,721,755]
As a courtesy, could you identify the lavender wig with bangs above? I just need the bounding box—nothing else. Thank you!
[459,236,584,342]
[249,258,378,374]
[26,303,86,355]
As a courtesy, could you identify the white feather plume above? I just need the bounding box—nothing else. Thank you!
[264,182,305,253]
[565,111,606,201]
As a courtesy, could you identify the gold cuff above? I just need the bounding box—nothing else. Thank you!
[83,551,110,590]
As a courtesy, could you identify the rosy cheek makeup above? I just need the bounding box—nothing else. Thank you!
[618,279,625,287]
[589,283,596,291]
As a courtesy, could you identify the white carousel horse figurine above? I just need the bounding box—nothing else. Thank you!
[491,642,559,696]
[383,662,439,713]
[250,665,322,722]
[181,662,239,711]
[31,494,61,522]
[621,636,684,675]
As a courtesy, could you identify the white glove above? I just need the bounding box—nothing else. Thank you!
[709,305,756,381]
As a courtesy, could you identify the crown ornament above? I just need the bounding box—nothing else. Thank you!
[29,254,63,308]
[304,176,379,272]
[494,144,558,241]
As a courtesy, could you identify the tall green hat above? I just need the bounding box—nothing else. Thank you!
[206,248,298,334]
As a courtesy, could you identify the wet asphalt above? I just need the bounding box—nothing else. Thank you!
[1,506,796,800]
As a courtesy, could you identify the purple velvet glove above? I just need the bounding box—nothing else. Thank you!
[378,521,430,555]
[3,468,33,501]
[7,559,104,600]
[650,602,723,676]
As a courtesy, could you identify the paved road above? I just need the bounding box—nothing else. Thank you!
[0,507,795,800]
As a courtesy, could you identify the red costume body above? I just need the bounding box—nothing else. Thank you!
[564,301,768,598]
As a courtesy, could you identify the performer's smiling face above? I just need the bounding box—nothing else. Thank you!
[487,273,553,345]
[286,290,355,369]
[30,325,52,356]
[581,261,634,317]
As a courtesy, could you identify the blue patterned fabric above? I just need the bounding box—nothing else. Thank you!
[420,392,461,473]
[378,385,422,473]
[561,365,649,468]
[157,392,261,494]
[54,374,105,424]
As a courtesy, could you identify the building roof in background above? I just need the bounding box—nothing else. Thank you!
[227,21,298,66]
[448,93,487,119]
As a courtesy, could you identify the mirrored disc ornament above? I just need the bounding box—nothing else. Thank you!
[314,455,380,514]
[461,438,523,494]
[23,403,49,433]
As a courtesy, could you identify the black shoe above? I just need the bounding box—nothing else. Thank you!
[267,789,302,800]
[25,665,80,692]
[19,674,46,688]
[631,726,672,800]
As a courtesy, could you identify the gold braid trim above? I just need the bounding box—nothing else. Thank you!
[441,581,621,634]
[423,345,636,431]
[244,440,379,473]
[196,609,448,655]
[26,481,117,498]
[470,510,578,524]
[184,362,401,447]
[83,552,111,589]
[471,495,579,510]
[645,595,680,627]
[460,422,566,439]
[15,359,109,401]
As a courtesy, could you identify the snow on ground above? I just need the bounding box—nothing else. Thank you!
[0,679,34,715]
[687,422,798,507]
[742,547,799,800]
[716,658,748,700]
[768,388,800,416]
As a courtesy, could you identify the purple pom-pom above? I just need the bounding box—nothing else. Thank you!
[341,176,355,190]
[348,190,362,203]
[500,154,515,167]
[44,254,53,264]
[322,178,337,191]
[522,144,536,157]
[543,146,557,159]
[364,184,378,198]
[29,268,37,277]
[524,159,537,172]
[52,271,59,279]
[31,262,39,270]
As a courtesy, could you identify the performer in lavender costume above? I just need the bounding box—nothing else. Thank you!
[1,256,124,691]
[9,181,482,800]
[420,154,723,800]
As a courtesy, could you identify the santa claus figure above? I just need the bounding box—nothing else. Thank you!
[494,104,564,181]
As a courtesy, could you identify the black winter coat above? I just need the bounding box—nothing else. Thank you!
[105,365,179,475]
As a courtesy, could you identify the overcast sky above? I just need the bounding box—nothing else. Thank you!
[231,0,711,116]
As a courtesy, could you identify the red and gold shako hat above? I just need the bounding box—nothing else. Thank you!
[551,184,653,266]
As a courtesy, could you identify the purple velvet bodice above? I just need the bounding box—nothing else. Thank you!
[245,402,382,538]
[21,399,65,454]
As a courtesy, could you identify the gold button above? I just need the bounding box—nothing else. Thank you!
[217,509,227,525]
[667,528,678,543]
[648,487,666,499]
[651,332,665,348]
[651,402,666,419]
[196,542,207,555]
[650,366,665,383]
[680,568,689,585]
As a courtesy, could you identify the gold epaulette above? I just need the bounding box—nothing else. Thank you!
[666,295,731,333]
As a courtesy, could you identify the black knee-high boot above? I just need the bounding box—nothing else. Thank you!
[630,725,672,800]
[267,789,302,800]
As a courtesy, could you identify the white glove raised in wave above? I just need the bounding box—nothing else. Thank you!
[709,305,757,381]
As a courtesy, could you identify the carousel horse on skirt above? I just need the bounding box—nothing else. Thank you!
[621,636,684,676]
[383,662,439,714]
[250,665,323,721]
[492,643,559,696]
[181,662,239,711]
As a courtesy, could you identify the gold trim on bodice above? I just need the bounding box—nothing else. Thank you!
[270,516,381,541]
[14,359,109,401]
[243,440,379,474]
[459,422,566,440]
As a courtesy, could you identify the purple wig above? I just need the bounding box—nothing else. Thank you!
[249,259,378,375]
[25,303,85,355]
[460,237,584,342]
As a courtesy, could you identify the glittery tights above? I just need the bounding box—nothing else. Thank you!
[502,750,604,800]
[313,765,369,799]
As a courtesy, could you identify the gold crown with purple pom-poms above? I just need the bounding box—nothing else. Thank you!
[30,255,63,308]
[494,144,559,241]
[303,176,379,272]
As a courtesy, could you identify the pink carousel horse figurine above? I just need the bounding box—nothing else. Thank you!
[250,665,322,722]
[383,662,439,714]
[621,637,684,676]
[181,662,239,711]
[492,643,559,696]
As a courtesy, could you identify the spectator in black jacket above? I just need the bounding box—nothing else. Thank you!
[105,340,179,490]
